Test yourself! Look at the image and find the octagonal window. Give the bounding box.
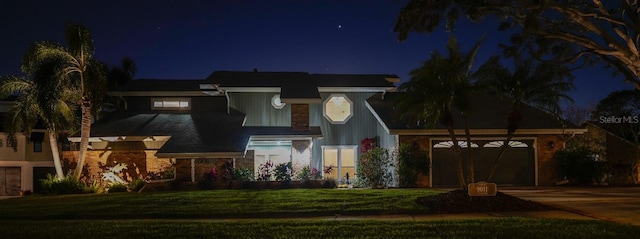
[271,94,286,109]
[323,94,353,124]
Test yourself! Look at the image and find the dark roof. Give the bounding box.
[207,71,398,88]
[90,109,248,153]
[112,79,207,92]
[586,121,639,144]
[90,109,323,155]
[367,92,581,132]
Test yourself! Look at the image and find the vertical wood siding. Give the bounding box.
[228,92,291,126]
[310,92,385,167]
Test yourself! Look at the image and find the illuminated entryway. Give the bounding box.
[322,146,357,183]
[248,139,312,180]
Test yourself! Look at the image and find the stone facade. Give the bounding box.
[291,104,309,131]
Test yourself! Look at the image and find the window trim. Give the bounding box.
[323,94,353,124]
[151,98,191,110]
[271,94,286,109]
[322,145,358,183]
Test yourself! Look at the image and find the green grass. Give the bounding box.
[1,218,638,238]
[0,188,443,220]
[2,189,639,238]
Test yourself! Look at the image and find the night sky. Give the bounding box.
[0,0,634,108]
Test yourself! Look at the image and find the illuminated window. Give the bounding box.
[151,98,191,110]
[271,94,286,109]
[323,146,357,183]
[323,94,353,124]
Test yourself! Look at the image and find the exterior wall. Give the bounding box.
[376,122,396,149]
[228,92,291,126]
[0,133,26,161]
[309,92,381,170]
[124,95,227,111]
[0,131,54,194]
[536,134,565,186]
[62,150,173,182]
[399,135,431,187]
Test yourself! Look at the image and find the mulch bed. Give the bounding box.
[415,189,556,214]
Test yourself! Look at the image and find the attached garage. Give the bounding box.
[431,139,535,187]
[0,167,21,196]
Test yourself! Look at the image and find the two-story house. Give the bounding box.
[63,70,586,187]
[0,99,56,196]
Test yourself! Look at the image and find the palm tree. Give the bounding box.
[0,72,77,180]
[474,55,574,181]
[22,23,107,179]
[396,37,483,188]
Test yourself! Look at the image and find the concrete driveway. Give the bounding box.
[502,187,640,226]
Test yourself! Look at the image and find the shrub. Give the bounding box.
[257,161,274,181]
[128,178,146,192]
[40,174,84,195]
[274,162,293,182]
[108,183,128,193]
[357,147,394,187]
[83,179,105,194]
[556,147,606,184]
[397,144,430,187]
[321,179,337,188]
[197,169,217,190]
[232,168,254,181]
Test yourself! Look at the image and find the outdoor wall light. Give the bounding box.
[548,141,555,149]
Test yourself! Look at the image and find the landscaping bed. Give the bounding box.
[415,189,555,213]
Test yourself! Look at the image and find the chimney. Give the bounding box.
[291,104,310,131]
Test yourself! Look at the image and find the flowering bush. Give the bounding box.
[356,147,394,188]
[257,161,274,181]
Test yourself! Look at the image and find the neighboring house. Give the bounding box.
[63,70,586,187]
[0,100,55,196]
[570,122,640,184]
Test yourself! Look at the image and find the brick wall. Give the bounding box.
[399,135,431,187]
[291,104,309,131]
[63,150,172,181]
[536,134,565,186]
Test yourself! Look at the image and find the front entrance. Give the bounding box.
[0,167,21,196]
[431,139,535,187]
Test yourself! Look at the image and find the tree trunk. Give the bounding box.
[463,114,474,183]
[73,98,92,179]
[48,129,64,180]
[486,133,514,182]
[487,108,521,181]
[442,108,466,189]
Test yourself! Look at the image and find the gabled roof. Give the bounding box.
[366,92,586,135]
[207,71,398,104]
[87,108,323,158]
[108,79,210,96]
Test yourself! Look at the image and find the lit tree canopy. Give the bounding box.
[394,0,640,90]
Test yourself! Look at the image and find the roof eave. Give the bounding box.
[388,128,588,135]
[155,152,245,159]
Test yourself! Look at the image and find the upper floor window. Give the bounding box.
[151,98,191,110]
[323,94,353,124]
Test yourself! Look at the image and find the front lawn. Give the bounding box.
[2,218,639,238]
[0,188,444,220]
